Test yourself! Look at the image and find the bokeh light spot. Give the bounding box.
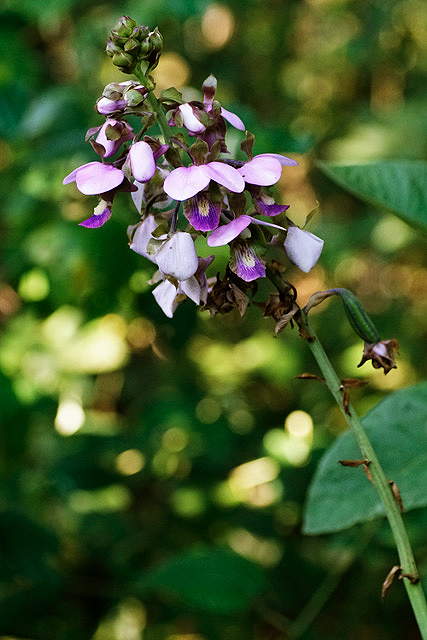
[285,410,313,439]
[201,4,235,50]
[116,449,145,475]
[55,397,85,435]
[18,268,50,301]
[154,52,190,91]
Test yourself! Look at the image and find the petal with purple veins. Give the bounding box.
[183,193,221,231]
[230,240,266,282]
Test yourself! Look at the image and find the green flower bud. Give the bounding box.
[112,51,134,72]
[124,38,140,53]
[149,28,163,52]
[111,16,137,38]
[139,38,153,55]
[106,40,122,57]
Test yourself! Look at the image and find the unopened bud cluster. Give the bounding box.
[106,16,163,74]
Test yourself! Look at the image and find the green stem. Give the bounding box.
[299,309,427,637]
[135,67,172,145]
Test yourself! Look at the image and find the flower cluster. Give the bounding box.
[63,16,324,318]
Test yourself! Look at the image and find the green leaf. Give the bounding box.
[317,160,427,232]
[137,547,266,613]
[303,382,427,535]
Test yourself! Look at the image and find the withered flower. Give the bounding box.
[202,270,257,317]
[358,339,399,374]
[258,291,300,335]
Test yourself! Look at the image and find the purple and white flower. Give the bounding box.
[202,74,245,131]
[93,119,133,158]
[155,231,199,281]
[208,214,323,273]
[129,217,199,281]
[183,191,221,231]
[229,239,265,282]
[173,103,206,134]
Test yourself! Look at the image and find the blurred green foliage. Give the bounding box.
[0,0,426,639]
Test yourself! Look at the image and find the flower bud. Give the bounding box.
[111,16,137,38]
[149,28,163,52]
[124,38,140,54]
[112,51,134,72]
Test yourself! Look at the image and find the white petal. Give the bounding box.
[129,215,158,261]
[155,232,199,281]
[131,181,146,213]
[179,276,201,305]
[129,141,156,182]
[179,103,206,133]
[284,226,324,272]
[152,280,178,318]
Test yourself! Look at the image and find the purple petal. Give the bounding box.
[79,205,112,228]
[256,153,298,167]
[231,241,266,282]
[73,162,124,195]
[221,107,245,131]
[203,162,245,193]
[163,165,210,201]
[238,156,283,186]
[207,215,253,247]
[153,143,169,160]
[256,200,289,217]
[128,141,156,183]
[183,193,221,231]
